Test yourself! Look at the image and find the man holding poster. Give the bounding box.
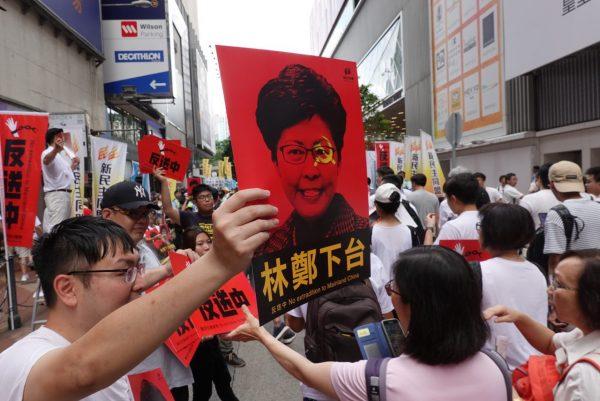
[217,47,371,324]
[41,128,79,233]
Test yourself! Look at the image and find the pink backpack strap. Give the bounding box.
[558,353,600,385]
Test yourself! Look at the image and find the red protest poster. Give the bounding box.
[138,134,191,181]
[168,251,259,336]
[0,112,46,247]
[217,46,371,324]
[439,240,492,262]
[375,142,390,169]
[128,368,175,401]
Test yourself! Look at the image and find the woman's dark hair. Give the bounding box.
[45,128,63,146]
[538,163,553,189]
[181,227,209,251]
[479,203,534,251]
[256,64,346,162]
[475,187,491,210]
[393,246,488,365]
[32,216,136,307]
[376,166,394,178]
[382,174,403,189]
[560,249,600,330]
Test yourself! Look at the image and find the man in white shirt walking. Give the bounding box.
[474,172,503,203]
[502,173,523,204]
[41,128,79,233]
[520,163,560,230]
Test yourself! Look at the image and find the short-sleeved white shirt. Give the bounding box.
[519,189,560,230]
[434,210,479,245]
[553,329,600,401]
[438,199,457,229]
[485,187,504,203]
[371,223,413,281]
[0,326,133,401]
[502,184,523,204]
[481,257,548,370]
[41,146,74,192]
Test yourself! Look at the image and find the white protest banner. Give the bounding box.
[90,136,127,215]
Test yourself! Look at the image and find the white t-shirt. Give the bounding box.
[438,199,457,229]
[519,189,560,230]
[0,326,133,401]
[131,244,193,388]
[502,184,523,204]
[434,210,480,245]
[41,146,74,192]
[480,257,548,370]
[372,223,413,281]
[286,254,393,401]
[485,187,504,203]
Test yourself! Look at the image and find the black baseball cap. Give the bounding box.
[100,181,160,210]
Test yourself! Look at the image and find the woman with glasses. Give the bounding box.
[254,64,369,256]
[226,246,508,401]
[477,203,548,370]
[170,227,240,401]
[485,250,600,400]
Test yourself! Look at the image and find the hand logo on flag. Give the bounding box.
[5,118,19,138]
[453,243,465,255]
[158,140,165,155]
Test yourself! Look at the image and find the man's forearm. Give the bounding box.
[42,147,59,165]
[63,251,232,397]
[160,180,180,224]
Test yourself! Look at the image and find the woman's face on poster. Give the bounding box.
[274,115,340,221]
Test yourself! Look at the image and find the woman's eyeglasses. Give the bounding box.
[549,275,578,292]
[68,264,145,284]
[279,144,336,165]
[385,280,401,297]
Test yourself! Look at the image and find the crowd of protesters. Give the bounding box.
[0,126,600,401]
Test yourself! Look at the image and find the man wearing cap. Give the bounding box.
[544,161,600,275]
[41,128,80,232]
[100,180,195,391]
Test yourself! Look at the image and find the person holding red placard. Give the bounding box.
[0,188,277,401]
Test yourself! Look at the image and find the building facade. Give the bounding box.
[312,0,600,193]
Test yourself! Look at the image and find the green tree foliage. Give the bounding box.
[360,84,402,149]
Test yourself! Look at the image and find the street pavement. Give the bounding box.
[211,323,306,401]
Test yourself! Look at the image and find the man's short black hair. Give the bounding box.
[506,173,516,180]
[256,64,346,162]
[586,166,600,183]
[473,172,486,181]
[382,174,403,189]
[192,184,217,200]
[376,166,395,178]
[444,173,479,205]
[45,128,63,146]
[479,203,534,251]
[498,175,506,182]
[393,246,488,365]
[538,162,553,189]
[410,173,427,187]
[32,216,136,307]
[475,187,490,210]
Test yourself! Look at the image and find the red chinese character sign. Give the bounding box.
[217,46,371,324]
[169,251,259,337]
[138,135,191,181]
[0,112,46,247]
[128,368,175,401]
[438,240,491,262]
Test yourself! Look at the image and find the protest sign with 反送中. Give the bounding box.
[138,135,191,181]
[0,112,46,247]
[217,46,371,324]
[90,136,127,215]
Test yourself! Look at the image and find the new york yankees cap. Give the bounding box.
[100,181,160,210]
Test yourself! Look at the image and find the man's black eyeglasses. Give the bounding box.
[68,265,145,284]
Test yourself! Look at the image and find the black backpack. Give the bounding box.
[401,199,425,244]
[304,281,383,363]
[526,204,577,279]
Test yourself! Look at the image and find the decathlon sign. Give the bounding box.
[101,0,171,98]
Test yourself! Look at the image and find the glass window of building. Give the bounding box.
[321,0,355,57]
[173,26,183,74]
[106,107,142,145]
[357,15,404,105]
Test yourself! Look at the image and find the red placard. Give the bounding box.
[169,251,259,337]
[0,112,46,247]
[438,240,491,262]
[128,368,175,401]
[217,45,372,324]
[138,135,191,181]
[375,142,390,169]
